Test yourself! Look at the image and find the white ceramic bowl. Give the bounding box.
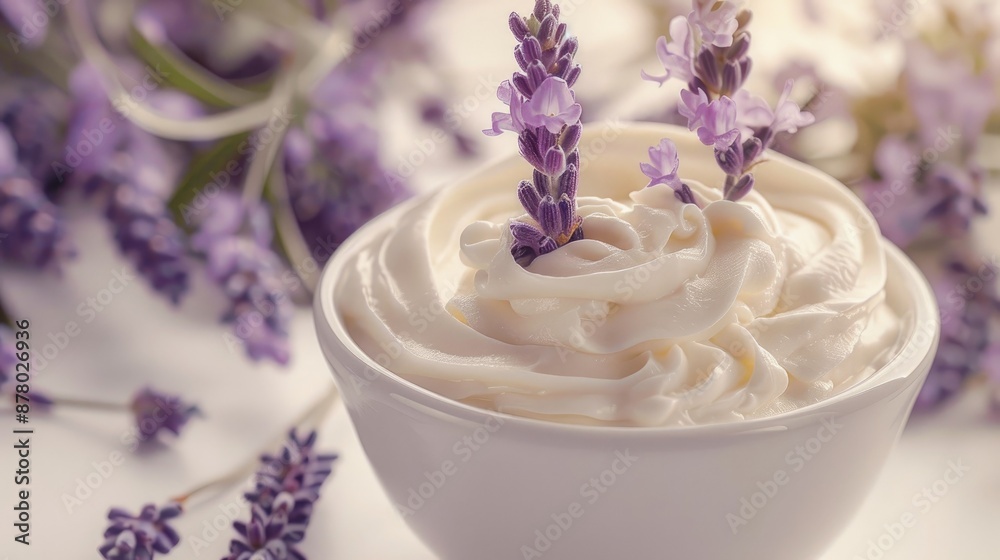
[314,124,939,560]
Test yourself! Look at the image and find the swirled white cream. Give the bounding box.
[336,138,903,427]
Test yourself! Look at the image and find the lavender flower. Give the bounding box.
[99,502,182,560]
[227,500,308,560]
[100,144,192,304]
[485,0,585,266]
[0,82,66,185]
[643,0,813,202]
[916,257,1000,410]
[0,84,71,268]
[192,194,292,364]
[859,42,994,248]
[130,387,199,442]
[64,64,195,302]
[0,171,72,268]
[283,108,410,263]
[227,430,337,559]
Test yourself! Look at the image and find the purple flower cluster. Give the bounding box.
[130,387,200,442]
[859,43,995,249]
[65,65,195,303]
[917,257,1000,410]
[99,502,182,560]
[485,0,585,266]
[192,194,293,364]
[227,430,337,559]
[643,0,813,201]
[0,84,72,268]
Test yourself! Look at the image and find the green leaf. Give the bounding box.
[169,132,250,231]
[129,25,266,108]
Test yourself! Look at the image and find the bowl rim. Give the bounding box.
[314,123,941,438]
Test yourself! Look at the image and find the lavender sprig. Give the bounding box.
[99,503,183,560]
[226,430,337,559]
[643,0,813,201]
[917,257,1000,410]
[192,193,293,364]
[131,387,200,442]
[0,168,72,268]
[485,0,585,266]
[859,42,994,248]
[65,65,196,304]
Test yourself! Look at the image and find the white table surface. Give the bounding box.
[3,1,999,558]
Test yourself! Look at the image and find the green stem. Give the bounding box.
[170,385,340,506]
[44,396,129,412]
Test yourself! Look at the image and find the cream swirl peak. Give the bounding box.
[335,127,903,427]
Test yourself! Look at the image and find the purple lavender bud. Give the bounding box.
[192,194,293,364]
[565,65,581,88]
[242,430,337,516]
[742,136,764,164]
[527,61,549,90]
[543,146,567,176]
[99,503,182,560]
[675,183,698,205]
[538,14,556,44]
[517,180,542,220]
[725,173,755,201]
[534,0,552,20]
[538,196,561,235]
[695,49,720,91]
[130,387,199,442]
[522,36,543,64]
[555,22,567,44]
[509,11,530,39]
[560,123,582,153]
[728,32,751,60]
[0,175,72,269]
[517,133,546,171]
[721,61,743,96]
[714,140,745,176]
[512,73,533,98]
[558,164,578,200]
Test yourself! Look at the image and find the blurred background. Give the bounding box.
[0,0,997,558]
